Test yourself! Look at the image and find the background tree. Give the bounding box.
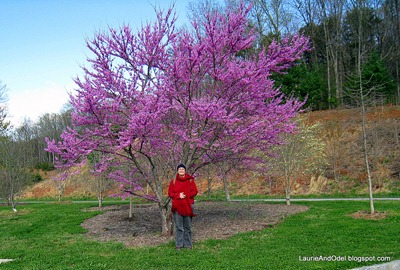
[202,164,215,198]
[220,0,400,110]
[272,62,327,110]
[0,136,34,211]
[52,167,74,202]
[381,0,400,103]
[35,111,71,165]
[46,5,310,235]
[0,81,10,134]
[217,155,243,202]
[358,51,396,103]
[187,0,223,29]
[243,0,298,43]
[320,0,346,107]
[266,118,326,205]
[87,152,115,208]
[342,0,387,214]
[13,119,36,167]
[0,81,32,211]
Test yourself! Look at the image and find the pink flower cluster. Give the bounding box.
[46,4,310,201]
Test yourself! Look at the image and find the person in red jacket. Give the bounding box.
[168,163,198,251]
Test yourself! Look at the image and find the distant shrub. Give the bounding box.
[34,162,55,171]
[31,173,43,183]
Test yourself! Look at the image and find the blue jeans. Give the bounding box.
[174,211,192,248]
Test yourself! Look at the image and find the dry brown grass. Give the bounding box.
[349,210,389,220]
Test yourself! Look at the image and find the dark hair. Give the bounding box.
[176,163,186,171]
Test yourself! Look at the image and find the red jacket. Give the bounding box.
[168,173,198,217]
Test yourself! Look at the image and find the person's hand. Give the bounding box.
[179,192,186,199]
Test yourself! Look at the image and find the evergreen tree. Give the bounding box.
[344,50,396,106]
[362,51,396,101]
[273,63,329,110]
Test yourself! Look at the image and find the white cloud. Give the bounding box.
[7,82,70,127]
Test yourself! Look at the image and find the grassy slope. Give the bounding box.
[0,201,399,270]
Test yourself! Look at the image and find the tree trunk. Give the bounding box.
[206,168,212,198]
[10,194,17,212]
[284,167,292,205]
[357,6,374,215]
[319,1,333,108]
[207,177,212,198]
[361,104,375,214]
[396,61,399,105]
[222,173,231,202]
[97,180,103,208]
[98,193,103,208]
[158,202,172,236]
[285,187,291,206]
[129,194,133,218]
[57,181,64,202]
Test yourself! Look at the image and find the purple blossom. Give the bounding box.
[46,4,310,233]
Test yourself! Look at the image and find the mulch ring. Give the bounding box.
[81,201,309,248]
[349,210,388,220]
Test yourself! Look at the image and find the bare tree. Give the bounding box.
[87,152,115,208]
[236,0,299,46]
[343,0,383,214]
[0,81,10,134]
[187,0,223,33]
[218,158,243,202]
[317,0,347,107]
[266,118,326,205]
[51,166,73,202]
[0,137,32,211]
[37,112,71,164]
[204,165,215,198]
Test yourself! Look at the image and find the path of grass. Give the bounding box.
[0,200,399,269]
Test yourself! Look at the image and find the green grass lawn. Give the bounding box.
[226,191,400,200]
[0,200,399,270]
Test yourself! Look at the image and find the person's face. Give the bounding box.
[178,167,186,176]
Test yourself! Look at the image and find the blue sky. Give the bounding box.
[0,0,191,127]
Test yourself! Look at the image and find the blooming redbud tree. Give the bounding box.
[46,4,310,235]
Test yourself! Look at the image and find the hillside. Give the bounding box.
[20,106,400,199]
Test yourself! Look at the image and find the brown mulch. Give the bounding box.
[81,201,309,248]
[349,210,388,220]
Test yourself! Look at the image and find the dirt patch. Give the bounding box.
[349,210,388,220]
[81,202,308,248]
